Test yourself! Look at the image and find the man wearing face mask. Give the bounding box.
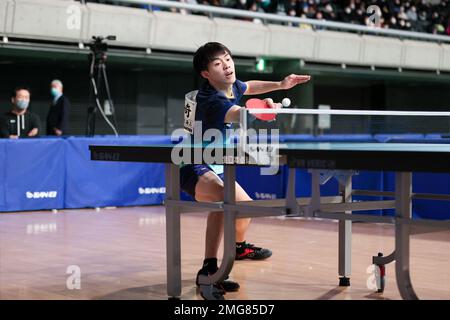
[0,86,41,139]
[46,79,71,136]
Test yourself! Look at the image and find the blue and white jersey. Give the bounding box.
[184,80,247,174]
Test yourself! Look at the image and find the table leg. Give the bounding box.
[338,175,352,286]
[222,164,237,277]
[197,165,236,297]
[395,172,418,300]
[165,163,181,298]
[309,170,321,218]
[286,168,300,216]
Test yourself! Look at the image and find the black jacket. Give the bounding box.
[0,111,42,138]
[46,95,71,135]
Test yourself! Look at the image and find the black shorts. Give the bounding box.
[180,164,224,199]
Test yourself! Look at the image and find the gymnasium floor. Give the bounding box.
[0,206,449,300]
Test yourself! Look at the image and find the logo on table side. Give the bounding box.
[138,187,166,195]
[171,121,281,175]
[255,192,277,200]
[294,159,336,169]
[92,152,120,161]
[26,191,58,199]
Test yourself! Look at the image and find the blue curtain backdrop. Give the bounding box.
[2,139,65,211]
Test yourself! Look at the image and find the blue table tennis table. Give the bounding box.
[89,141,450,300]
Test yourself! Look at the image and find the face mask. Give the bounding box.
[16,99,29,110]
[51,88,61,97]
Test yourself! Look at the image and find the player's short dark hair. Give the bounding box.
[11,86,31,98]
[193,42,232,76]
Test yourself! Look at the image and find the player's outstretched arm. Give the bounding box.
[279,74,311,90]
[244,74,311,95]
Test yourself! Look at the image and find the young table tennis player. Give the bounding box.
[182,42,310,298]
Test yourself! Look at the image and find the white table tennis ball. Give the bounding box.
[282,98,291,107]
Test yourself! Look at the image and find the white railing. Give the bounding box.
[117,0,450,43]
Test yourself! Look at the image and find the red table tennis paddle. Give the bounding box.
[245,98,277,122]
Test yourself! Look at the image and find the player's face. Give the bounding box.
[205,52,236,85]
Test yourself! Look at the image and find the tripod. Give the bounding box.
[86,40,119,137]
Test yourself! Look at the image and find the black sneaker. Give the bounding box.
[235,242,272,260]
[196,267,240,292]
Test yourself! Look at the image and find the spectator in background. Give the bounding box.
[341,5,354,23]
[389,15,398,29]
[47,80,71,136]
[287,8,299,26]
[259,0,279,14]
[232,0,248,10]
[299,13,313,29]
[284,0,297,18]
[0,86,41,139]
[407,5,417,22]
[314,10,326,29]
[246,0,264,23]
[322,2,336,20]
[305,0,317,19]
[398,5,408,21]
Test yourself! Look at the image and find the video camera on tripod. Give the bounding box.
[89,35,116,64]
[86,35,119,137]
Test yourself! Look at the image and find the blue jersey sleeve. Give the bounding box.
[197,94,234,128]
[195,80,248,132]
[234,80,247,100]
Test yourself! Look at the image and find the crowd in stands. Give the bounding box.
[83,0,450,35]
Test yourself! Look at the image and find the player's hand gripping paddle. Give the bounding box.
[245,98,291,122]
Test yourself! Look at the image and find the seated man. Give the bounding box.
[1,86,41,139]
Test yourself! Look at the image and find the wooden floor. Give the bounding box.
[0,206,449,300]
